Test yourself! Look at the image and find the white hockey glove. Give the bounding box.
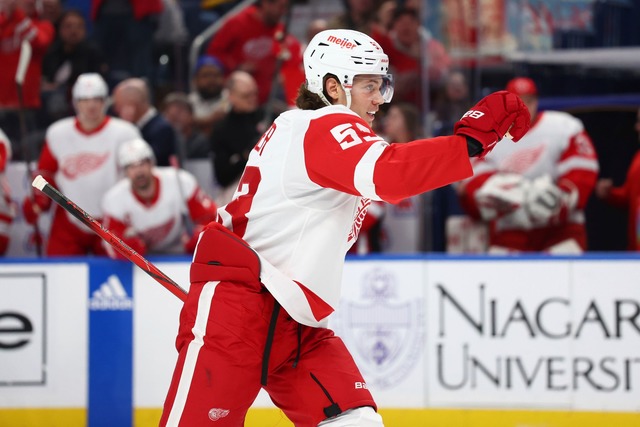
[474,173,527,221]
[524,175,578,226]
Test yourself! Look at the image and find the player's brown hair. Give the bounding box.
[295,74,340,110]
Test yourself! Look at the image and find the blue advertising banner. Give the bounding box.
[89,259,134,427]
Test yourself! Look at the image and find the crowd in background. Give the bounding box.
[0,0,638,257]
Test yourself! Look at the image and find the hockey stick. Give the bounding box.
[32,175,188,302]
[16,39,43,256]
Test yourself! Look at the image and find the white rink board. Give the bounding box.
[131,258,640,412]
[0,263,88,407]
[424,259,640,412]
[331,260,426,407]
[133,262,190,408]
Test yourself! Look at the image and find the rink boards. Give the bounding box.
[1,255,639,426]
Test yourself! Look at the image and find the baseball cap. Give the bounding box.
[72,73,108,100]
[194,55,225,75]
[505,77,538,97]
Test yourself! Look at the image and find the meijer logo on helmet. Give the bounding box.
[327,35,356,49]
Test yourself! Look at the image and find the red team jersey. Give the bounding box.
[102,167,217,256]
[459,110,599,251]
[214,105,473,327]
[0,8,54,108]
[604,152,640,250]
[205,5,305,106]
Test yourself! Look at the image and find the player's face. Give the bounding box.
[125,160,153,191]
[348,75,386,126]
[74,98,106,127]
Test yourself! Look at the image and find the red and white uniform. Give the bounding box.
[36,116,140,255]
[0,128,13,254]
[102,167,217,257]
[161,104,473,426]
[205,5,305,106]
[218,105,472,326]
[0,7,54,108]
[459,110,599,252]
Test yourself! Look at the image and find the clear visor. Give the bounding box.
[380,74,394,103]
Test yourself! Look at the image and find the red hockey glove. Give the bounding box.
[22,191,51,225]
[454,90,530,156]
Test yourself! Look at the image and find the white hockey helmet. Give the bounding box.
[118,138,155,168]
[303,29,393,106]
[72,73,108,100]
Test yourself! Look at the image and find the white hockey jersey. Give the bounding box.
[463,110,599,230]
[213,105,473,327]
[39,116,140,227]
[102,167,213,255]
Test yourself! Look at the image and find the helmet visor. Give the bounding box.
[380,74,394,103]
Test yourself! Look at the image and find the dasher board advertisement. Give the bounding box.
[425,259,640,412]
[0,263,88,408]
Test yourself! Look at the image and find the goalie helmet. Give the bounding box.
[72,73,108,100]
[118,138,156,168]
[303,29,394,106]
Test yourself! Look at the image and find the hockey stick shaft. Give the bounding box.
[32,175,188,302]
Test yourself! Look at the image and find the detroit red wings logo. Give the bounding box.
[140,217,176,248]
[208,408,230,421]
[348,198,371,242]
[501,145,544,174]
[61,152,110,179]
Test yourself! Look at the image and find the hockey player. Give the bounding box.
[456,77,600,253]
[102,138,217,257]
[0,127,13,255]
[160,29,530,427]
[22,73,140,256]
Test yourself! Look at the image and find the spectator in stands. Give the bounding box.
[41,9,108,124]
[376,0,395,32]
[112,77,179,167]
[595,108,640,251]
[328,0,386,37]
[41,0,63,30]
[210,71,264,206]
[22,73,140,256]
[432,70,473,136]
[161,91,210,160]
[305,18,328,45]
[0,127,13,255]
[382,102,421,144]
[456,77,600,253]
[382,6,451,109]
[0,0,55,160]
[205,0,305,107]
[102,138,217,258]
[90,0,163,82]
[188,54,227,137]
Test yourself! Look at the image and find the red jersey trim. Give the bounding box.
[295,281,334,321]
[74,116,111,136]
